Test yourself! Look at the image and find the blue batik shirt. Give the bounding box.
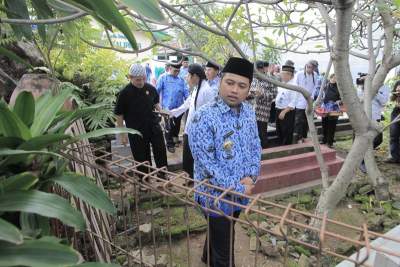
[179,66,189,80]
[156,74,189,110]
[188,96,261,217]
[208,77,220,95]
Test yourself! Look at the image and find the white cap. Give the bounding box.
[129,63,146,77]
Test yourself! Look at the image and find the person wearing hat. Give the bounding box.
[263,61,269,74]
[115,63,168,180]
[164,63,217,179]
[293,60,320,143]
[248,60,278,148]
[188,57,261,267]
[205,61,220,93]
[156,60,189,153]
[179,56,190,80]
[275,65,298,145]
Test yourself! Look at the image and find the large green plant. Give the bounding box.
[0,89,139,266]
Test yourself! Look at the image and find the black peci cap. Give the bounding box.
[222,57,254,83]
[206,61,220,70]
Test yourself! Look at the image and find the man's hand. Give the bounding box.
[120,133,128,146]
[278,110,287,120]
[244,184,254,195]
[240,176,254,186]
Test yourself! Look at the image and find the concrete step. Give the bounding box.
[253,157,343,193]
[260,149,337,174]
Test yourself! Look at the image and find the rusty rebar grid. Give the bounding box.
[63,145,400,267]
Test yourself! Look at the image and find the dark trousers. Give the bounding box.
[257,121,268,149]
[322,116,338,146]
[293,109,308,143]
[269,101,276,123]
[276,108,295,145]
[202,211,240,267]
[390,107,400,161]
[182,134,194,178]
[128,125,167,179]
[165,115,183,148]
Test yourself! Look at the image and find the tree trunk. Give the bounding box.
[364,149,390,201]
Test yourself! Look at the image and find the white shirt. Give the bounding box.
[169,80,217,134]
[294,72,319,109]
[357,84,390,121]
[275,78,297,109]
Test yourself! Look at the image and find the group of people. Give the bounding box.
[114,55,399,266]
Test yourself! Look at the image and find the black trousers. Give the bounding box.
[128,124,167,179]
[276,108,295,145]
[322,116,338,146]
[257,121,268,149]
[182,134,194,178]
[269,101,276,123]
[373,121,383,149]
[202,211,240,267]
[390,107,400,161]
[165,115,183,148]
[293,108,308,143]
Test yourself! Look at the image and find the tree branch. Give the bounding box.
[0,11,86,25]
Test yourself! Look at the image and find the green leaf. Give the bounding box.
[18,134,71,150]
[4,0,33,40]
[0,149,61,158]
[121,0,165,22]
[13,91,35,127]
[0,46,33,69]
[0,101,31,140]
[47,0,77,13]
[35,91,52,117]
[69,263,120,267]
[0,218,23,244]
[0,172,38,192]
[0,239,81,267]
[0,190,86,231]
[52,173,116,215]
[0,149,61,169]
[49,104,106,134]
[31,0,54,44]
[71,127,141,143]
[0,137,23,149]
[20,213,50,238]
[72,0,138,50]
[63,0,113,30]
[31,88,74,136]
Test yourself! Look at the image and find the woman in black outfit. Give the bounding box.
[386,80,400,163]
[321,74,341,147]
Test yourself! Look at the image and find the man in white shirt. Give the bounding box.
[167,64,217,178]
[275,65,297,145]
[293,60,319,143]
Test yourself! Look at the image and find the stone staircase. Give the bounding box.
[253,142,344,194]
[266,116,352,147]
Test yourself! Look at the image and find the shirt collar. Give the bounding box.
[216,96,244,115]
[209,77,220,85]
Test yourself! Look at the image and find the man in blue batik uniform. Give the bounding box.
[156,60,189,153]
[188,57,261,267]
[205,61,220,94]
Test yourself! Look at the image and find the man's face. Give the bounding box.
[129,75,145,88]
[169,67,180,76]
[263,66,268,74]
[205,67,218,81]
[219,73,250,107]
[280,71,293,83]
[182,61,189,68]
